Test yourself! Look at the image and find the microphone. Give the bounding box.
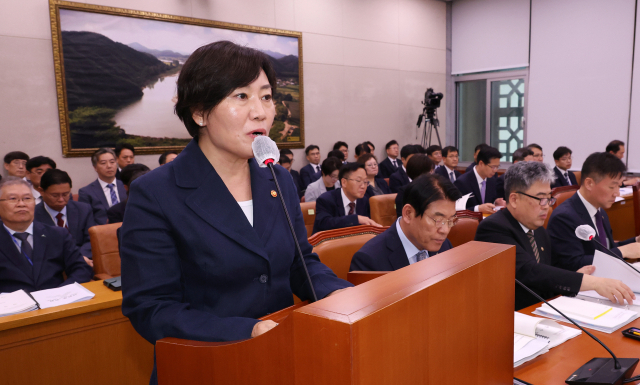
[515,279,638,384]
[575,225,640,276]
[252,136,318,302]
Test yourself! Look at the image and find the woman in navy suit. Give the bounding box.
[358,153,391,198]
[120,41,351,384]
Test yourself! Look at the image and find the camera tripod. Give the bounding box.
[417,109,441,148]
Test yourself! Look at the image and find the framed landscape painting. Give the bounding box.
[49,0,305,157]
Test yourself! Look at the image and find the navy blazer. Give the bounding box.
[290,169,303,197]
[300,163,321,190]
[0,221,93,293]
[312,188,370,234]
[350,222,452,271]
[378,157,402,179]
[465,162,476,173]
[454,168,497,209]
[547,193,635,271]
[120,141,350,361]
[496,175,506,199]
[389,167,410,193]
[78,178,127,225]
[365,177,391,198]
[107,200,127,224]
[551,167,578,189]
[434,166,461,182]
[475,208,582,310]
[34,200,96,258]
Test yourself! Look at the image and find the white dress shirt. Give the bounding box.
[389,157,398,168]
[555,166,573,185]
[310,163,320,174]
[444,165,457,182]
[472,166,486,212]
[44,202,68,227]
[237,200,254,227]
[396,218,427,264]
[98,178,121,207]
[576,190,609,248]
[402,165,412,183]
[341,188,356,216]
[4,222,34,252]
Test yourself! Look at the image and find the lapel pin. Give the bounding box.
[41,234,46,238]
[271,190,278,198]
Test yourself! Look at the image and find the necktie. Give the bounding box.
[392,160,397,168]
[594,211,607,246]
[415,250,427,263]
[107,183,119,206]
[526,230,540,263]
[564,172,571,185]
[13,232,33,266]
[449,172,455,183]
[480,180,486,203]
[55,212,65,228]
[348,202,355,215]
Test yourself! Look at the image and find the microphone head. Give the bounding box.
[252,136,280,168]
[575,225,596,241]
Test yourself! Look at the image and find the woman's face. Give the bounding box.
[364,159,378,177]
[196,70,275,160]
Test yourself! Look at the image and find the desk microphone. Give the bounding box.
[252,136,318,302]
[575,225,640,276]
[515,279,638,384]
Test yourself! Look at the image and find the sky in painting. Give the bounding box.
[59,9,298,57]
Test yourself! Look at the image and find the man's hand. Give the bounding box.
[478,203,496,214]
[358,216,382,227]
[576,265,595,275]
[619,242,640,260]
[83,256,94,267]
[327,287,351,297]
[581,275,636,305]
[494,198,506,207]
[251,320,278,338]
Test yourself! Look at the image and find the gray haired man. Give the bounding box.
[474,161,635,310]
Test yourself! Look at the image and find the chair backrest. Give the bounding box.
[300,202,316,238]
[309,225,388,280]
[551,185,579,208]
[384,178,389,185]
[633,183,640,236]
[574,171,582,185]
[89,223,123,279]
[369,193,398,227]
[543,206,554,229]
[496,169,507,177]
[300,195,305,203]
[72,193,79,201]
[447,210,483,248]
[455,166,467,174]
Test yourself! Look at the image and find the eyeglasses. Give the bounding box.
[46,192,71,200]
[488,165,500,171]
[347,179,370,186]
[516,191,556,206]
[9,160,27,167]
[0,196,34,205]
[425,215,459,229]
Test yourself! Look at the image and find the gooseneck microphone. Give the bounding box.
[252,136,318,302]
[575,225,640,276]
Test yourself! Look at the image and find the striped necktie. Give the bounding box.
[527,230,540,263]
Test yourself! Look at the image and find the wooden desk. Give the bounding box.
[514,302,640,383]
[606,193,635,240]
[0,281,153,385]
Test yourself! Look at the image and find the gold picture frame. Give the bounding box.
[49,0,305,157]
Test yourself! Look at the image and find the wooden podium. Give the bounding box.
[156,241,516,384]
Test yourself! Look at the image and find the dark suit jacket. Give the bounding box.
[395,186,406,218]
[547,193,635,271]
[312,188,370,234]
[378,157,402,179]
[34,200,96,258]
[465,162,476,173]
[0,221,93,293]
[120,140,350,383]
[365,177,391,198]
[474,208,582,310]
[350,222,453,271]
[78,178,127,225]
[290,169,303,197]
[434,165,461,182]
[107,200,127,224]
[389,167,410,193]
[496,175,506,199]
[551,167,578,189]
[115,168,122,180]
[300,163,321,190]
[454,168,497,209]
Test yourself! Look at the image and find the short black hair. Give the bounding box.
[338,162,365,182]
[400,144,423,160]
[425,145,442,156]
[327,150,345,161]
[115,143,135,157]
[159,151,178,165]
[278,155,291,165]
[121,164,151,187]
[26,156,56,171]
[553,146,572,161]
[385,140,398,150]
[333,141,348,150]
[402,174,462,217]
[91,148,116,167]
[355,143,372,156]
[474,143,488,153]
[606,140,625,154]
[40,169,72,191]
[321,157,342,176]
[363,141,375,150]
[581,152,627,183]
[305,145,319,155]
[527,143,543,151]
[129,171,149,188]
[175,41,277,141]
[280,148,293,157]
[512,147,533,162]
[406,154,434,180]
[4,151,29,164]
[442,146,458,157]
[477,146,502,165]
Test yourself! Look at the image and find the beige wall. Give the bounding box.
[0,0,446,190]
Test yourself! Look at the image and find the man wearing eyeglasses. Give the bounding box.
[312,163,381,234]
[350,174,461,272]
[475,161,634,310]
[0,177,93,293]
[3,151,29,179]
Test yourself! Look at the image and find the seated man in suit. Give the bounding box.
[547,152,640,271]
[35,169,96,266]
[107,164,150,224]
[78,148,127,225]
[465,144,488,173]
[333,141,349,164]
[395,154,434,217]
[115,143,135,180]
[280,148,303,197]
[304,157,342,202]
[435,146,460,183]
[3,151,29,179]
[378,140,402,178]
[300,145,322,190]
[496,147,533,199]
[454,146,505,214]
[550,146,578,188]
[353,143,372,163]
[25,156,56,205]
[389,144,423,193]
[475,161,635,310]
[0,177,93,293]
[312,163,381,234]
[425,145,442,168]
[278,155,302,198]
[527,143,544,162]
[351,174,460,272]
[159,151,178,165]
[606,140,639,186]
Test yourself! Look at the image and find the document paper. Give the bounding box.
[30,282,95,309]
[592,250,640,293]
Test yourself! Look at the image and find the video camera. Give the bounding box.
[422,88,443,114]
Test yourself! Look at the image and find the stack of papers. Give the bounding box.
[514,312,581,367]
[455,193,473,211]
[0,290,38,317]
[30,282,95,309]
[577,290,640,313]
[533,297,638,333]
[592,250,640,292]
